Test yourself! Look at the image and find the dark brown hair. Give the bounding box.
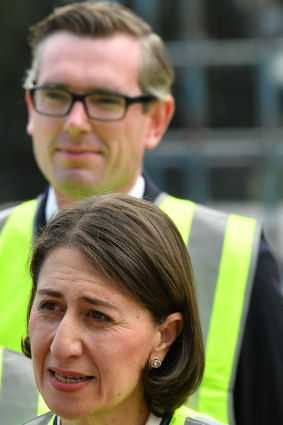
[24,1,174,99]
[22,194,204,417]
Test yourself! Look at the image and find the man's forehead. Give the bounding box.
[39,30,141,61]
[36,31,142,91]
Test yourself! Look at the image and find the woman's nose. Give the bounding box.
[50,313,83,360]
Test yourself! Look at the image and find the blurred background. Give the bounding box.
[2,0,283,271]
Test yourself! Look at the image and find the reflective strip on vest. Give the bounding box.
[171,405,227,425]
[0,200,38,352]
[0,346,48,425]
[22,412,54,425]
[0,346,3,392]
[157,194,261,425]
[0,205,16,232]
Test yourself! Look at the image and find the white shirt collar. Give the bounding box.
[146,412,163,425]
[127,175,145,199]
[45,176,145,222]
[45,186,59,223]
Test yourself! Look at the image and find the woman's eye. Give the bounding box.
[89,310,110,322]
[40,301,60,312]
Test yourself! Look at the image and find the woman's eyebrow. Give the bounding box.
[37,289,117,309]
[37,289,64,298]
[80,295,117,309]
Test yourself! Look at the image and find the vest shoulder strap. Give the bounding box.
[0,195,44,240]
[154,192,195,243]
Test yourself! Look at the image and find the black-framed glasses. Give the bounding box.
[29,86,157,122]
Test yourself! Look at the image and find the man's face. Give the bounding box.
[26,32,171,205]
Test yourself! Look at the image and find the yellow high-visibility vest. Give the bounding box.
[0,199,38,351]
[156,194,261,425]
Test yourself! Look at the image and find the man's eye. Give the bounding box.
[90,95,122,108]
[44,90,68,101]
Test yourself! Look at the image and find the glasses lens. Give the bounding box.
[86,93,126,120]
[33,88,72,116]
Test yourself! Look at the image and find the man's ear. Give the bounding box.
[152,312,183,362]
[144,94,175,150]
[25,90,35,136]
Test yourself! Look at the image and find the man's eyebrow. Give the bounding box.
[39,82,68,89]
[40,82,120,94]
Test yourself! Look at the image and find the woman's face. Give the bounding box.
[28,245,163,423]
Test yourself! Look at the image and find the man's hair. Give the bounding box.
[24,1,174,99]
[22,194,204,417]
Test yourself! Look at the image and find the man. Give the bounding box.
[0,3,282,425]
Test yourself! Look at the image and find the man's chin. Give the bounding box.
[53,181,114,206]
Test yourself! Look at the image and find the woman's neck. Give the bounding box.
[59,400,152,425]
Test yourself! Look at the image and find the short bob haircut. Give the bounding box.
[24,1,174,99]
[22,194,204,418]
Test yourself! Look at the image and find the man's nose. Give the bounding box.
[63,100,92,135]
[50,314,83,360]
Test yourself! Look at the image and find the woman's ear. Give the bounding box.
[152,312,183,362]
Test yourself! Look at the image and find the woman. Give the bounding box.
[22,194,226,425]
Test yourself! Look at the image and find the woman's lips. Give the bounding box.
[53,371,90,383]
[49,368,94,392]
